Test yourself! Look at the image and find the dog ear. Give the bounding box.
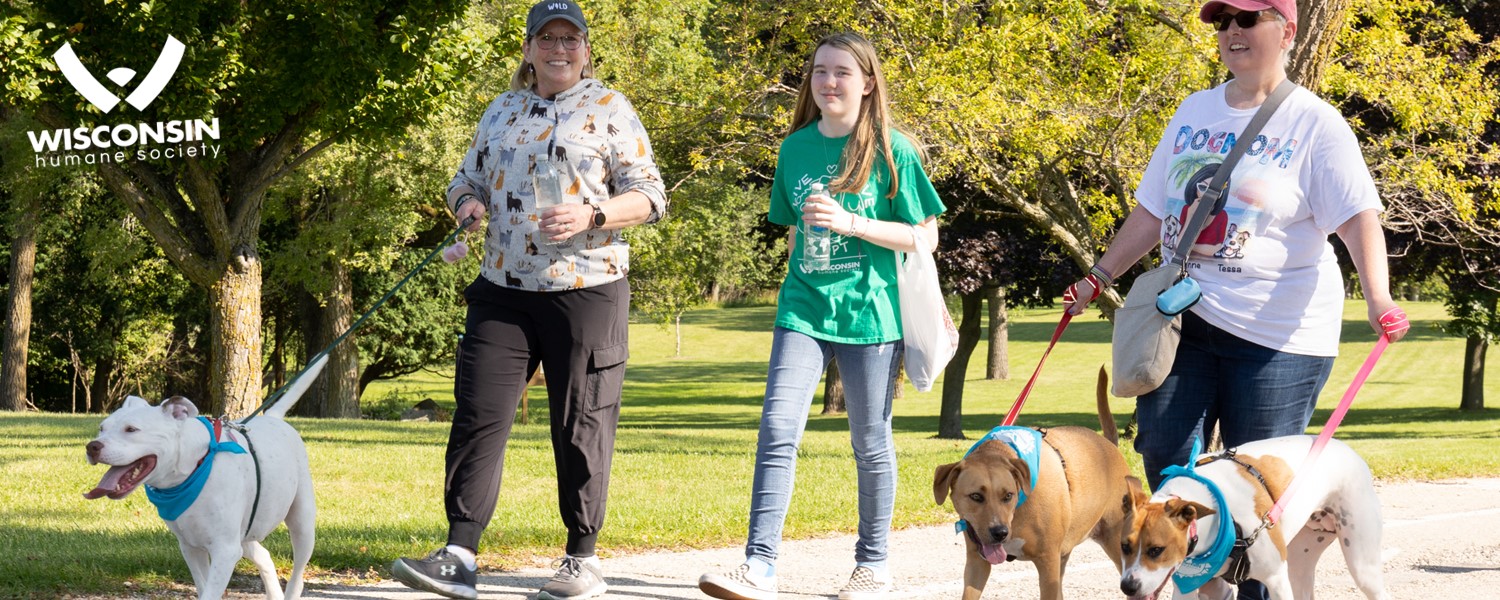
[161,396,199,420]
[1123,476,1149,516]
[933,461,962,505]
[1008,456,1033,497]
[121,396,150,410]
[1166,498,1215,524]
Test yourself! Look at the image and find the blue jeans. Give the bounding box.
[745,327,901,565]
[1134,312,1334,600]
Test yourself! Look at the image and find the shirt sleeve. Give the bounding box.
[1134,113,1179,221]
[891,135,945,224]
[1306,105,1381,233]
[603,93,669,222]
[446,99,499,214]
[768,146,795,227]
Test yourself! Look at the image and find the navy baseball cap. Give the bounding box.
[527,1,588,37]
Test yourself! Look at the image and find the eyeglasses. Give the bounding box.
[1210,10,1272,32]
[534,34,584,50]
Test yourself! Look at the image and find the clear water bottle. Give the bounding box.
[533,156,567,244]
[803,183,831,271]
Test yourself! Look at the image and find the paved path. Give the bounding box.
[289,478,1500,600]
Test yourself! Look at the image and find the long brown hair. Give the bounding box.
[787,32,924,199]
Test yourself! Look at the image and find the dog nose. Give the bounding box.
[988,524,1009,543]
[1121,576,1140,596]
[86,441,102,462]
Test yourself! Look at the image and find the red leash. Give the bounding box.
[1266,308,1407,524]
[1002,311,1072,426]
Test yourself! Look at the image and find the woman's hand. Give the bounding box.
[456,196,487,232]
[1063,274,1103,316]
[540,203,595,242]
[802,193,856,235]
[1370,302,1410,343]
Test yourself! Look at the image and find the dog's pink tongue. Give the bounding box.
[84,465,132,499]
[980,543,1007,564]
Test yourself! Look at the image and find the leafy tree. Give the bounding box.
[1,0,490,415]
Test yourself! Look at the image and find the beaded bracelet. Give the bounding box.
[1089,264,1115,288]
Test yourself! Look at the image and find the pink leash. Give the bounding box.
[1266,307,1408,524]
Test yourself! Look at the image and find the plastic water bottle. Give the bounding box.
[533,156,567,244]
[803,183,831,271]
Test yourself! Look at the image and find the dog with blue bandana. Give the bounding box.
[933,367,1140,600]
[84,358,324,600]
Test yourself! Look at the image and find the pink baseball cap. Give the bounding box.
[1199,0,1298,25]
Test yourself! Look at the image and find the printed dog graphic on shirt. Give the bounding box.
[1162,214,1183,253]
[1213,224,1251,259]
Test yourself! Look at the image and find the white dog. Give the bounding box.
[1119,435,1388,600]
[84,359,324,600]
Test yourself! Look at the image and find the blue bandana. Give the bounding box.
[954,426,1042,534]
[144,417,246,521]
[1160,437,1235,595]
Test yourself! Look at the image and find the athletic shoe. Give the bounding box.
[390,548,478,600]
[837,566,892,600]
[537,555,607,599]
[699,563,778,600]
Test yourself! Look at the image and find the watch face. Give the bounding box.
[592,206,606,227]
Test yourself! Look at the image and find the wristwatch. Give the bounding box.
[589,203,607,229]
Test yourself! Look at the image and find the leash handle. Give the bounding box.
[1266,333,1391,524]
[1002,311,1072,426]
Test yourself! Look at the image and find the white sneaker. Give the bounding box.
[699,563,778,600]
[837,566,892,600]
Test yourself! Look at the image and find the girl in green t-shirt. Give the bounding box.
[698,31,945,600]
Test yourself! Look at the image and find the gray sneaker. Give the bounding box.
[390,548,478,600]
[837,566,891,600]
[536,556,607,600]
[698,563,777,600]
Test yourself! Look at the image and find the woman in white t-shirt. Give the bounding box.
[1064,3,1408,591]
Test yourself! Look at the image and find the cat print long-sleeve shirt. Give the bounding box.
[446,79,667,292]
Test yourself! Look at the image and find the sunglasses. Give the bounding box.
[1210,10,1272,32]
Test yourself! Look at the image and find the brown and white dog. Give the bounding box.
[934,367,1139,600]
[1119,435,1389,600]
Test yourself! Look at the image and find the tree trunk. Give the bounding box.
[1460,336,1487,411]
[90,354,115,413]
[1,199,39,412]
[938,291,984,439]
[209,248,263,418]
[322,258,360,418]
[986,285,1009,380]
[675,312,683,357]
[821,357,845,415]
[1290,0,1353,91]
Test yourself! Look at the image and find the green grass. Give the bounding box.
[4,300,1497,596]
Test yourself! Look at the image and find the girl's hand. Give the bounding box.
[802,192,856,235]
[1373,304,1410,343]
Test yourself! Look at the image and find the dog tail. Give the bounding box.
[1097,365,1118,445]
[263,354,328,420]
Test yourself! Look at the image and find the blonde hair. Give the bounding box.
[509,36,597,93]
[787,32,924,200]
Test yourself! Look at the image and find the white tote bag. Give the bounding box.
[897,226,959,392]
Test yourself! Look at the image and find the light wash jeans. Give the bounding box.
[745,327,902,566]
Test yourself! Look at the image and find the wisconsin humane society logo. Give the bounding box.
[27,34,222,168]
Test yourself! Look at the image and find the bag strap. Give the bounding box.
[1170,79,1298,268]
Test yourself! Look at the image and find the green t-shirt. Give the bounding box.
[769,122,946,343]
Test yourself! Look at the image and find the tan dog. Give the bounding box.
[933,367,1139,600]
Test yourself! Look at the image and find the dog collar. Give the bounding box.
[1160,436,1236,595]
[954,426,1042,534]
[144,417,247,521]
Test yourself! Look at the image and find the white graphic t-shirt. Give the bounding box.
[1135,83,1381,356]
